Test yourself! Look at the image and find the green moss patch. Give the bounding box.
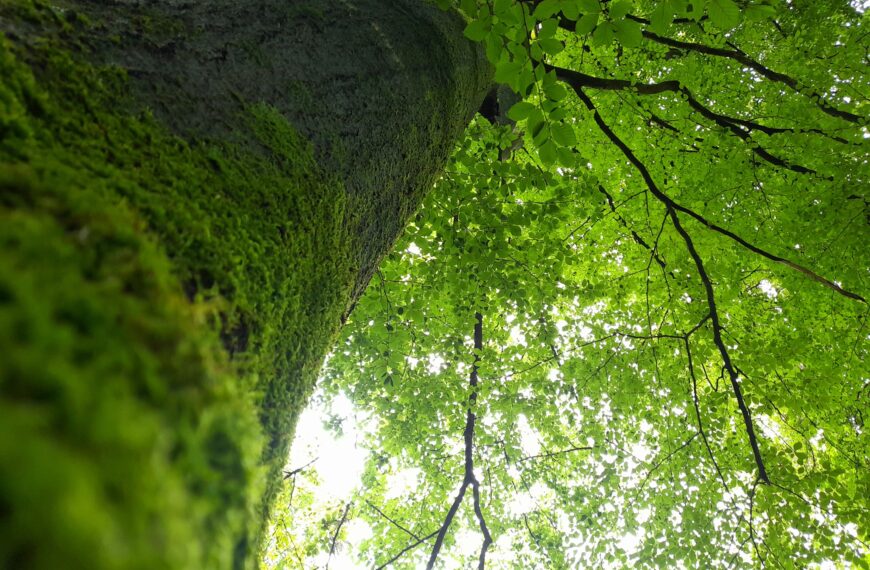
[0,10,353,569]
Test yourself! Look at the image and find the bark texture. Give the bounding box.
[0,0,490,568]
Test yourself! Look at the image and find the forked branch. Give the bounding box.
[640,29,863,124]
[427,312,492,569]
[559,74,866,304]
[548,64,814,174]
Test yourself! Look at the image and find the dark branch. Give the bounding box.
[283,456,318,479]
[642,29,862,124]
[548,64,815,174]
[557,72,865,303]
[553,13,863,123]
[470,478,493,570]
[572,87,770,483]
[427,312,492,569]
[426,480,470,569]
[668,209,770,484]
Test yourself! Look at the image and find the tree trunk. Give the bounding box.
[0,1,490,568]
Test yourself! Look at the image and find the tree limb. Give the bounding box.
[559,77,865,303]
[571,87,770,482]
[553,13,863,124]
[548,64,815,174]
[642,29,862,124]
[427,312,492,569]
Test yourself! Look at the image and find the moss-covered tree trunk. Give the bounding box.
[0,0,490,567]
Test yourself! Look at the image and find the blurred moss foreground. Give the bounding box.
[0,1,489,568]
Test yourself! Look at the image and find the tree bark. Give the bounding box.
[0,1,490,568]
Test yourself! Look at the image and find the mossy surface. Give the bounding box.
[0,0,490,567]
[0,8,354,567]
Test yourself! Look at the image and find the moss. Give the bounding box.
[0,11,354,570]
[0,0,491,566]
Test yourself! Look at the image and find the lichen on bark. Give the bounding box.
[0,0,490,568]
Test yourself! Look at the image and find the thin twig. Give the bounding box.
[325,501,353,570]
[366,500,420,541]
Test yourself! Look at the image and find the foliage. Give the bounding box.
[268,0,868,567]
[0,4,355,567]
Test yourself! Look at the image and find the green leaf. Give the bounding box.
[557,146,577,166]
[494,0,513,15]
[485,33,502,64]
[613,18,643,47]
[684,0,703,20]
[592,22,614,45]
[707,0,741,30]
[562,0,581,20]
[649,2,672,34]
[494,60,523,85]
[538,139,558,165]
[538,38,564,56]
[539,18,559,38]
[609,0,632,20]
[544,82,568,101]
[527,108,547,140]
[463,18,490,41]
[534,0,562,18]
[578,0,601,13]
[575,12,599,35]
[551,122,577,146]
[745,3,776,21]
[532,122,549,146]
[507,101,536,121]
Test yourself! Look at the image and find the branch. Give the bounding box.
[283,456,318,479]
[559,75,865,303]
[636,432,698,494]
[517,444,594,463]
[366,500,420,541]
[663,202,866,303]
[426,480,470,569]
[375,530,440,570]
[668,208,770,484]
[427,312,492,569]
[553,13,863,124]
[572,87,770,482]
[470,477,493,570]
[685,335,729,489]
[748,478,768,567]
[548,64,815,174]
[643,29,862,124]
[325,501,353,570]
[597,184,668,269]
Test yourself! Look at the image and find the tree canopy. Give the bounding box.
[266,0,868,568]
